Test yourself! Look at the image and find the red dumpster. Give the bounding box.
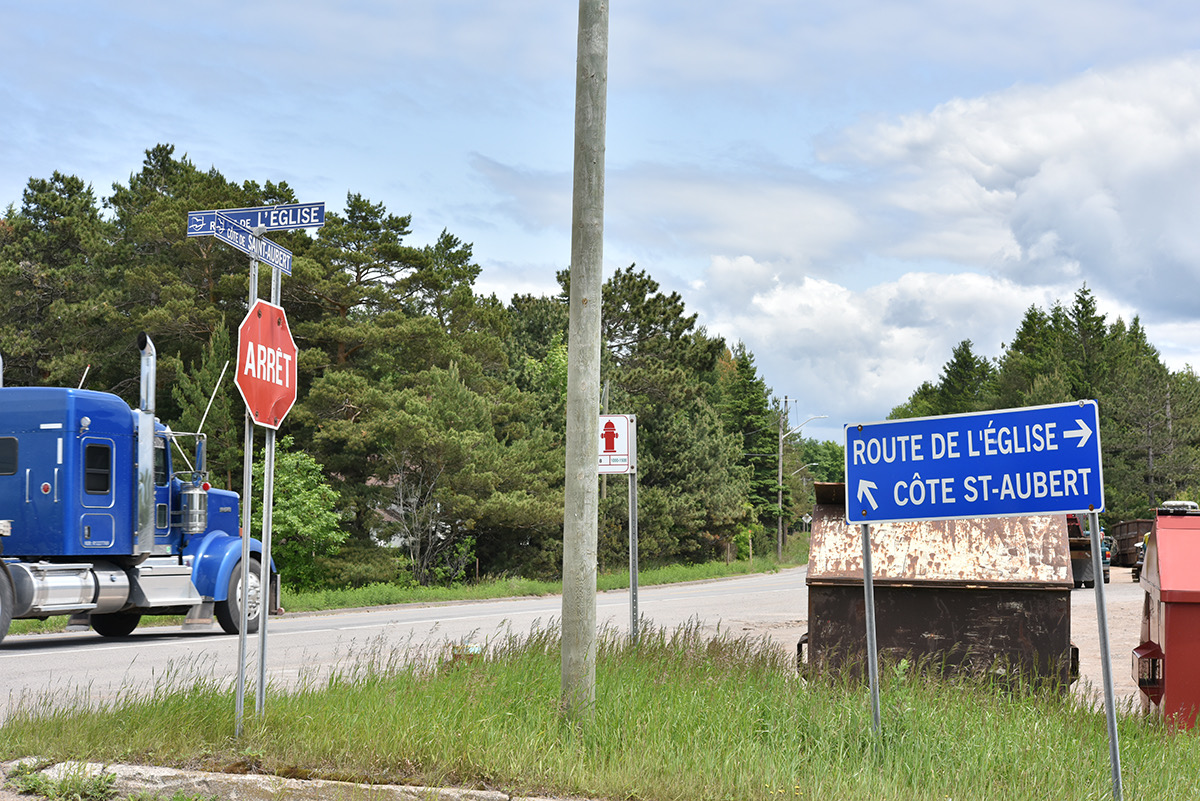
[1132,504,1200,729]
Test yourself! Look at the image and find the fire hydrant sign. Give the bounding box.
[235,299,298,429]
[845,400,1104,524]
[599,414,636,474]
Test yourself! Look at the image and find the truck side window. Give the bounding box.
[84,443,112,494]
[0,437,16,475]
[154,438,169,485]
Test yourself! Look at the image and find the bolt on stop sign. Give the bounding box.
[235,299,298,429]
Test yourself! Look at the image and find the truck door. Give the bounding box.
[0,436,22,546]
[153,435,172,552]
[4,428,67,555]
[80,437,116,549]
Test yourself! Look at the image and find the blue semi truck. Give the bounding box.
[0,334,277,645]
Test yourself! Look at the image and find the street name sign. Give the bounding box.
[213,213,293,275]
[187,202,325,236]
[599,414,636,475]
[235,299,298,429]
[844,400,1104,524]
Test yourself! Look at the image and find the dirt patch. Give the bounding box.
[1071,565,1144,706]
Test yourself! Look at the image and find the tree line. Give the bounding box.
[0,145,840,590]
[890,286,1200,526]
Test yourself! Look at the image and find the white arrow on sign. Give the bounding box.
[1064,419,1093,448]
[857,479,879,511]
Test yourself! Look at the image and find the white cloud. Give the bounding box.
[8,3,1200,445]
[826,55,1200,316]
[1147,320,1200,373]
[690,269,1068,437]
[611,0,1200,109]
[608,165,862,267]
[469,49,1200,437]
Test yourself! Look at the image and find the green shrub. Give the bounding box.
[311,541,414,589]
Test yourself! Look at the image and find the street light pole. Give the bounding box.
[777,397,787,560]
[778,410,828,560]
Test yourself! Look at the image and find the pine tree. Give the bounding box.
[720,344,781,531]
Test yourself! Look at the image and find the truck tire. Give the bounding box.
[216,556,262,635]
[91,612,141,637]
[0,566,13,646]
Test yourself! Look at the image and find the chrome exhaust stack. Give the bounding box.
[135,333,157,555]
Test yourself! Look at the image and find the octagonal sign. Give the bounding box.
[235,299,298,429]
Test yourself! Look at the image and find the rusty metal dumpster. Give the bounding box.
[802,482,1075,686]
[1133,504,1200,729]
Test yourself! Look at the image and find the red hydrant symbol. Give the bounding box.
[601,420,619,453]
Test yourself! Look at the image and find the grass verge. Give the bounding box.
[2,620,1196,801]
[280,553,795,614]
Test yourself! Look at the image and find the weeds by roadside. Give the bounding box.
[4,760,221,801]
[2,618,1197,801]
[6,761,116,800]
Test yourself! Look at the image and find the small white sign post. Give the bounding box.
[599,414,639,641]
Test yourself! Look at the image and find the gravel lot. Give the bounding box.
[1071,565,1145,706]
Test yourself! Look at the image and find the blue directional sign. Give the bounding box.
[212,213,293,275]
[844,400,1104,524]
[187,202,325,237]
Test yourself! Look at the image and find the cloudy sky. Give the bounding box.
[5,2,1200,443]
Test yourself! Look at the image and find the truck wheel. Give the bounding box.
[91,612,141,637]
[0,567,13,645]
[216,556,262,635]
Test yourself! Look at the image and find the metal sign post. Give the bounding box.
[256,421,276,713]
[860,523,881,734]
[233,252,297,715]
[255,263,285,713]
[599,414,638,641]
[1089,510,1124,800]
[843,401,1120,800]
[629,461,639,643]
[187,203,323,735]
[234,258,258,736]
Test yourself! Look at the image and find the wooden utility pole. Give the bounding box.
[561,0,608,718]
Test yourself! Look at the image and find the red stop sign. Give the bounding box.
[235,299,298,429]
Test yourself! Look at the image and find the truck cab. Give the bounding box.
[0,336,276,644]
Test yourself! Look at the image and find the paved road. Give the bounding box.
[0,568,808,721]
[1,564,1145,722]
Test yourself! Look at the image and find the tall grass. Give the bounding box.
[3,621,1197,801]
